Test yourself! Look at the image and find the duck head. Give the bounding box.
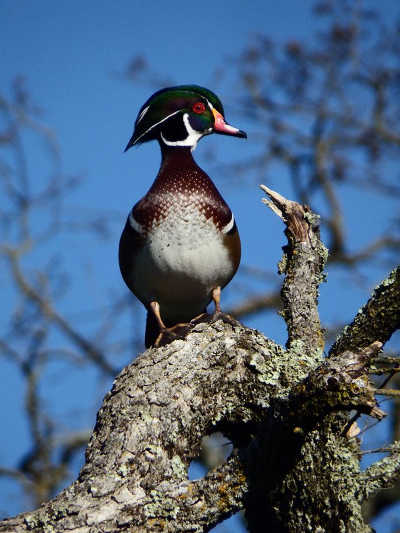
[124,85,246,152]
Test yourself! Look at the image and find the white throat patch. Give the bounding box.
[160,113,205,151]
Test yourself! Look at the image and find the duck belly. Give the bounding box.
[133,210,234,322]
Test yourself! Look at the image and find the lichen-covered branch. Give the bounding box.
[0,188,397,533]
[330,266,400,356]
[0,325,295,533]
[361,441,400,499]
[294,341,386,422]
[260,185,327,356]
[0,317,386,533]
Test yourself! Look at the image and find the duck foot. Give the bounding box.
[154,311,238,346]
[191,287,241,327]
[190,310,239,327]
[210,310,240,327]
[148,301,187,347]
[154,322,192,347]
[189,312,209,325]
[211,286,240,327]
[149,288,239,347]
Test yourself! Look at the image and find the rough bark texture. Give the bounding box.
[0,187,399,532]
[330,266,400,356]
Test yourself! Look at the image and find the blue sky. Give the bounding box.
[1,1,400,530]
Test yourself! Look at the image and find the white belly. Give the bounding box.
[132,205,233,322]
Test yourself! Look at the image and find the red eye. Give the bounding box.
[192,101,206,114]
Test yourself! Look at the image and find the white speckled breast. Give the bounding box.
[132,193,234,323]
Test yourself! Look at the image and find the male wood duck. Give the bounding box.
[119,85,246,347]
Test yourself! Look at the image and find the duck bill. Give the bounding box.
[212,108,247,138]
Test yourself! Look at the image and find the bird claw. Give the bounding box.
[152,311,239,348]
[153,323,191,347]
[189,311,239,327]
[210,311,240,327]
[189,312,209,325]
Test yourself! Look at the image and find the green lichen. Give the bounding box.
[118,462,129,477]
[248,351,281,386]
[171,455,186,479]
[145,490,179,521]
[278,254,288,274]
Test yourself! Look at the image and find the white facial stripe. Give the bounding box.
[160,113,204,150]
[136,105,150,124]
[133,109,181,145]
[129,211,143,234]
[221,213,235,234]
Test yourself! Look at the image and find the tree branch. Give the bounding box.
[260,184,327,356]
[0,187,396,532]
[225,290,281,319]
[2,246,117,375]
[362,442,400,499]
[330,266,400,356]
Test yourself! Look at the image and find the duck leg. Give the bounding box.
[186,287,226,326]
[210,286,240,326]
[148,301,191,348]
[212,286,222,315]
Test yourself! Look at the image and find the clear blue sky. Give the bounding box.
[1,1,399,530]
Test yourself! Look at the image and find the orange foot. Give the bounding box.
[209,287,240,326]
[149,301,191,347]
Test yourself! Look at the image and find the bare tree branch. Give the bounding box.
[362,442,400,499]
[260,184,326,355]
[2,246,117,376]
[225,290,281,319]
[330,266,400,356]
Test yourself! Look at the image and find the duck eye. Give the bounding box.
[192,102,206,114]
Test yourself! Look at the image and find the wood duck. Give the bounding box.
[119,85,246,347]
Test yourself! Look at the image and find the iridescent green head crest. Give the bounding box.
[124,85,246,151]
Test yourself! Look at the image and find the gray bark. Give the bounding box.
[0,187,399,532]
